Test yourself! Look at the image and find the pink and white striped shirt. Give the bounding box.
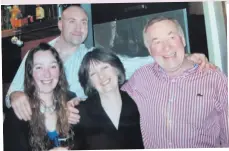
[121,63,229,148]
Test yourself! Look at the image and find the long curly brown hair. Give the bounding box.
[24,43,70,151]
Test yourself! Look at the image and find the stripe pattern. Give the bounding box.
[121,63,229,148]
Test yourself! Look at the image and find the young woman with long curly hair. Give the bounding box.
[4,43,75,151]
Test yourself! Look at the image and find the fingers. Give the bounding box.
[11,91,31,121]
[67,97,80,107]
[198,59,205,71]
[13,102,30,121]
[24,100,32,116]
[69,106,79,114]
[67,100,75,107]
[12,103,22,120]
[68,114,80,124]
[67,107,80,124]
[73,99,80,106]
[21,101,32,121]
[67,105,80,124]
[68,111,80,124]
[66,97,82,124]
[209,63,217,69]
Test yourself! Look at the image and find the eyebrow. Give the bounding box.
[64,17,88,22]
[168,31,175,35]
[151,37,158,42]
[33,61,58,66]
[151,31,175,42]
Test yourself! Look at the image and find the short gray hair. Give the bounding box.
[143,16,185,48]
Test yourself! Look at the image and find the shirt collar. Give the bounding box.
[156,63,199,81]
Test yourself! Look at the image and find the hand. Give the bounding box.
[67,97,81,124]
[186,53,217,71]
[10,91,32,121]
[49,147,68,151]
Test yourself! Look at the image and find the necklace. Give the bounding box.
[40,101,56,114]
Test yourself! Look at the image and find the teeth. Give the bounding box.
[164,52,176,58]
[42,80,52,84]
[101,79,110,85]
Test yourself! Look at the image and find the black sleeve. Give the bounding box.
[66,90,77,101]
[72,122,87,150]
[123,92,144,149]
[71,103,88,150]
[133,109,144,149]
[3,109,30,151]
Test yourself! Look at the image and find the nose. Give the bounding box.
[43,68,51,78]
[162,40,171,52]
[74,22,82,31]
[98,73,104,80]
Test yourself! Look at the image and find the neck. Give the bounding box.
[57,36,81,50]
[39,93,54,107]
[100,88,122,106]
[54,36,81,61]
[165,59,194,77]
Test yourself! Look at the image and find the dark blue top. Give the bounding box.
[47,130,59,147]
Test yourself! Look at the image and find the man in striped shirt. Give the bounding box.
[122,16,228,148]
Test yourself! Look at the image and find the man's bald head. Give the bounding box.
[61,5,88,20]
[58,5,89,47]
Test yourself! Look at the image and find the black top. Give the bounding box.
[3,108,57,151]
[3,91,76,151]
[72,90,144,150]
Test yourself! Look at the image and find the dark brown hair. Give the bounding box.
[24,43,70,150]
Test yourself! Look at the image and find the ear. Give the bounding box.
[181,34,186,47]
[58,20,63,31]
[147,46,154,57]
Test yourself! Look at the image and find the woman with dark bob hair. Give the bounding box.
[72,48,144,149]
[4,43,75,151]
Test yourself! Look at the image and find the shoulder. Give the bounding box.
[79,45,92,53]
[4,108,28,123]
[120,91,140,117]
[131,62,157,77]
[120,90,138,107]
[197,68,227,84]
[79,96,95,107]
[48,37,59,46]
[66,91,77,101]
[120,90,133,100]
[4,108,29,132]
[75,97,98,126]
[77,96,97,114]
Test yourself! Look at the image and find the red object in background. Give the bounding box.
[29,16,34,23]
[22,18,28,25]
[21,36,58,59]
